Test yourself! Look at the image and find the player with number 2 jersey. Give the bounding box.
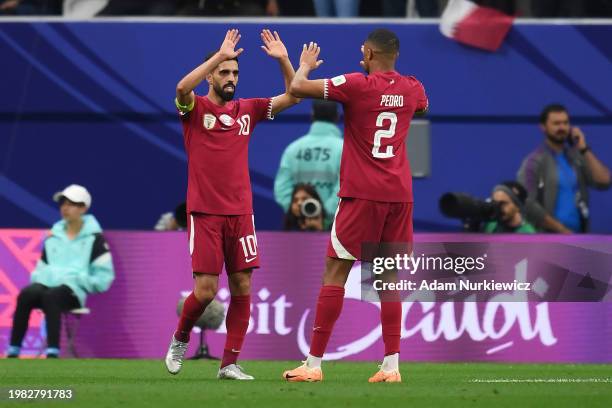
[282,29,428,383]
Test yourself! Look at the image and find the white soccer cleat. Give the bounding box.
[165,336,188,375]
[217,364,255,380]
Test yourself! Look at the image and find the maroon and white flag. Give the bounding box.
[440,0,514,52]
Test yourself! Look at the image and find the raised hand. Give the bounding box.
[299,42,323,70]
[260,29,288,60]
[218,29,244,60]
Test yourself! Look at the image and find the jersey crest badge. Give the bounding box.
[219,114,235,127]
[331,75,346,86]
[203,114,216,130]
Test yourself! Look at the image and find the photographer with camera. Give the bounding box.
[439,181,535,233]
[484,181,536,234]
[517,104,611,233]
[283,183,325,231]
[274,100,342,229]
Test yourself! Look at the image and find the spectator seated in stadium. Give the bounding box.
[518,104,611,233]
[484,181,536,234]
[274,100,342,229]
[283,183,326,232]
[6,184,115,358]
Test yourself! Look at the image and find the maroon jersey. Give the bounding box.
[324,71,428,203]
[180,95,272,215]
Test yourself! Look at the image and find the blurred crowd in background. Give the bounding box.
[2,0,612,18]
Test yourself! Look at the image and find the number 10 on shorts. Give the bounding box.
[239,235,257,261]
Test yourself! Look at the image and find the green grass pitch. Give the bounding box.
[1,360,611,407]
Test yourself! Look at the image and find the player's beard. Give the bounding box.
[213,82,235,102]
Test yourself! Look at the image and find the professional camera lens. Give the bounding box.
[301,198,322,218]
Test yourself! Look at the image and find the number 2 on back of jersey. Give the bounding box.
[372,112,397,158]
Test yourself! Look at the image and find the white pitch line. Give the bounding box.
[486,341,514,355]
[471,378,612,383]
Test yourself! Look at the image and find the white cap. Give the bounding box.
[53,184,92,208]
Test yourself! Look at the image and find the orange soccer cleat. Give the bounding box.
[368,368,402,383]
[282,363,323,382]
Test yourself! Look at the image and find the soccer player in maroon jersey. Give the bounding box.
[282,29,429,383]
[165,29,300,380]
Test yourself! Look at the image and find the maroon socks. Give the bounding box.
[221,295,251,368]
[309,285,345,357]
[174,292,210,343]
[381,301,401,356]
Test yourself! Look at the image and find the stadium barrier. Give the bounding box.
[1,229,610,362]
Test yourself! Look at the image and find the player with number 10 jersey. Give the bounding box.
[165,29,300,381]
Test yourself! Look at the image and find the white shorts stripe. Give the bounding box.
[330,199,356,260]
[252,214,258,247]
[189,214,195,256]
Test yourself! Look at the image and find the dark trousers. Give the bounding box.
[10,283,80,349]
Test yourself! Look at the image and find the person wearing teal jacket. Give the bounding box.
[7,185,114,358]
[274,100,343,229]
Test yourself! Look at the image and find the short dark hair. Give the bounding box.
[366,28,400,54]
[539,104,568,124]
[312,100,338,123]
[204,51,238,63]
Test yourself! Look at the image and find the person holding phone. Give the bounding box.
[517,104,611,233]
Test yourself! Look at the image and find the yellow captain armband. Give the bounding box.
[175,97,195,113]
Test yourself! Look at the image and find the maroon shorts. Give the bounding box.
[327,198,414,261]
[188,213,260,274]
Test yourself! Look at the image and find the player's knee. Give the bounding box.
[193,275,218,302]
[322,257,352,286]
[234,280,251,295]
[229,272,251,295]
[193,285,217,303]
[322,269,346,286]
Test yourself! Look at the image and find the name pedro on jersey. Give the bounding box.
[380,95,404,107]
[373,279,531,292]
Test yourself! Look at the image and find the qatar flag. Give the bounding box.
[440,0,514,52]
